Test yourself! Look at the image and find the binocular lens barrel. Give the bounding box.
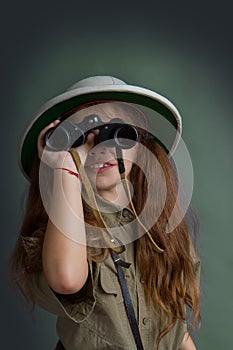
[114,126,138,148]
[44,116,138,151]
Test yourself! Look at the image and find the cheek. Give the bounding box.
[123,160,134,177]
[122,146,138,174]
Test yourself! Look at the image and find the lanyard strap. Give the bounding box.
[111,250,144,350]
[68,148,124,254]
[68,148,144,349]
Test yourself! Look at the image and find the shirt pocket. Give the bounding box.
[98,264,124,305]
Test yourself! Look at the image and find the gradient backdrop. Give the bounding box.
[1,1,233,349]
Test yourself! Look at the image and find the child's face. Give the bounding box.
[71,103,140,204]
[85,138,137,204]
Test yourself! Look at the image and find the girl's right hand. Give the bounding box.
[37,120,96,170]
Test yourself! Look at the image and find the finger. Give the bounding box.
[86,131,96,145]
[37,120,60,149]
[73,132,97,164]
[38,119,60,139]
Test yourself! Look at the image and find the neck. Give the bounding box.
[98,182,131,208]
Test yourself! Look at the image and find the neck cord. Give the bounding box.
[68,148,124,253]
[68,147,147,349]
[115,146,164,254]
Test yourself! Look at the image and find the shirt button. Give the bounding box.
[140,277,144,284]
[142,318,148,325]
[122,209,133,220]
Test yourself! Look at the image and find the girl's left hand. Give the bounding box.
[179,333,196,350]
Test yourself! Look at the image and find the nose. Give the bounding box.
[88,143,107,156]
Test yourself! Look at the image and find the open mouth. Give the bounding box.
[85,162,116,173]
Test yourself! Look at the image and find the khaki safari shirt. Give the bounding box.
[30,196,200,350]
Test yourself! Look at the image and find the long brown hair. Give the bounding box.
[9,102,200,344]
[132,134,200,344]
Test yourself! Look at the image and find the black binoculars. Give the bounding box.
[44,114,139,151]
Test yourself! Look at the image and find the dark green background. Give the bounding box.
[1,1,233,349]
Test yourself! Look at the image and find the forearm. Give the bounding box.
[42,170,88,294]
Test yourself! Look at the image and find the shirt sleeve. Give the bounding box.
[29,261,96,323]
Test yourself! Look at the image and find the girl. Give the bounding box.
[10,76,201,349]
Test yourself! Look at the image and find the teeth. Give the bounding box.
[89,163,110,169]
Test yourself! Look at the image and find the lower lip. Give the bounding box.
[86,164,116,173]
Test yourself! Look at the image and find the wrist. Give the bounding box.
[54,167,81,181]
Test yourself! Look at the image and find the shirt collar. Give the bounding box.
[94,191,135,227]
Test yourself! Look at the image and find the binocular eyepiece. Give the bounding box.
[44,114,139,151]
